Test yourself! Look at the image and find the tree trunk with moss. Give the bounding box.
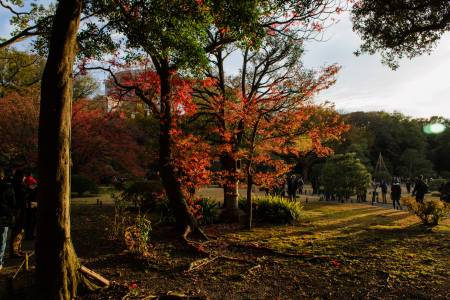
[36,1,87,299]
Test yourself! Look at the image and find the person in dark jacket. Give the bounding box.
[380,180,388,204]
[405,178,412,194]
[287,174,298,201]
[10,169,25,257]
[0,168,16,270]
[413,175,428,203]
[391,178,402,210]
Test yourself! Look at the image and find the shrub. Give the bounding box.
[403,197,450,226]
[320,153,371,201]
[111,193,152,257]
[121,180,165,211]
[196,197,219,225]
[124,215,152,256]
[71,174,98,196]
[428,178,447,192]
[253,196,303,225]
[238,196,247,210]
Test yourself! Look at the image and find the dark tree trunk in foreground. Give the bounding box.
[158,65,204,239]
[35,1,92,299]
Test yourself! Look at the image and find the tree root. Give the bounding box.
[186,256,219,273]
[77,265,110,295]
[79,265,110,286]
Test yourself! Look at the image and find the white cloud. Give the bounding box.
[303,13,450,118]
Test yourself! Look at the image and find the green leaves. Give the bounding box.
[352,0,450,69]
[320,153,371,200]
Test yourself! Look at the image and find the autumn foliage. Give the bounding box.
[0,90,39,168]
[72,99,146,181]
[0,89,146,181]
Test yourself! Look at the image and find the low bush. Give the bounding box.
[111,193,152,257]
[124,215,152,256]
[121,180,165,211]
[403,197,450,226]
[238,196,303,224]
[196,197,219,225]
[71,174,98,196]
[238,196,247,210]
[429,178,447,192]
[253,196,303,225]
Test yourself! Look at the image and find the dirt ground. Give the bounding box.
[1,193,449,299]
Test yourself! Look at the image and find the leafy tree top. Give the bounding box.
[352,0,450,69]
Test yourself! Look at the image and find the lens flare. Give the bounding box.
[423,123,446,135]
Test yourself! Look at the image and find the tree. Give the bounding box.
[195,0,343,217]
[243,102,348,227]
[35,0,101,298]
[72,99,146,181]
[73,74,99,101]
[0,0,53,50]
[0,47,45,96]
[194,30,347,227]
[0,90,39,168]
[339,111,431,177]
[320,153,371,202]
[83,0,267,238]
[352,0,450,68]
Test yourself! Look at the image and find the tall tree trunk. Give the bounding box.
[36,1,98,299]
[246,170,253,230]
[158,66,203,239]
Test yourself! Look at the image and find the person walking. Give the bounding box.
[287,174,298,201]
[371,180,379,205]
[380,180,388,204]
[413,175,428,203]
[391,178,402,210]
[297,176,304,195]
[405,178,412,194]
[0,168,16,271]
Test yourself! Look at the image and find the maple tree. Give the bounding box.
[72,99,146,181]
[0,89,39,168]
[82,0,271,239]
[0,91,145,181]
[194,31,348,224]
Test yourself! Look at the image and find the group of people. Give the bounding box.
[371,175,429,210]
[262,174,305,201]
[0,168,38,271]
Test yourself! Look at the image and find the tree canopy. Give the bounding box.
[352,0,450,68]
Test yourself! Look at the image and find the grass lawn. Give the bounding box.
[72,199,448,299]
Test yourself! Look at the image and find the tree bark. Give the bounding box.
[157,65,203,238]
[219,152,242,221]
[36,1,97,299]
[246,171,253,230]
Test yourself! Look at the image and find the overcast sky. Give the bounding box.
[301,13,450,118]
[1,7,449,118]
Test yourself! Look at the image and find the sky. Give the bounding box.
[1,5,449,118]
[301,13,450,118]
